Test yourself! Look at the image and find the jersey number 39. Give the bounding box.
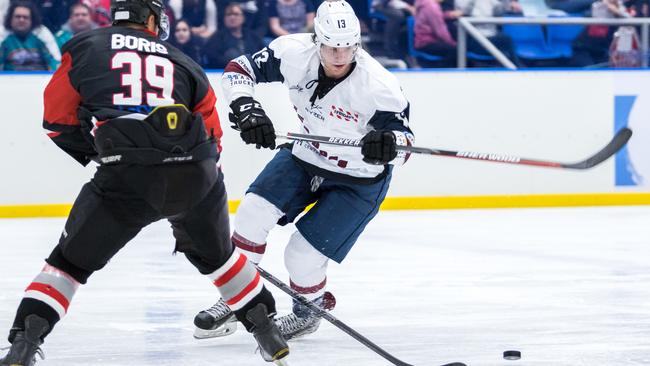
[111,51,175,106]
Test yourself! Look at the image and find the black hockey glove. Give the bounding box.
[361,130,397,165]
[229,97,276,149]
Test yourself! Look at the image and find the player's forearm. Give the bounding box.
[222,57,256,104]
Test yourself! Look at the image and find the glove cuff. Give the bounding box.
[230,96,256,113]
[390,131,415,166]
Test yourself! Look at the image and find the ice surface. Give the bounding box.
[1,207,650,366]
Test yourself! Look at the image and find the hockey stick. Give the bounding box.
[256,265,466,366]
[276,128,632,170]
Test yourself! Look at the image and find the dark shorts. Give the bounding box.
[247,148,391,263]
[48,161,232,283]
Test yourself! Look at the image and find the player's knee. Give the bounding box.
[284,231,328,284]
[45,245,94,284]
[234,193,284,244]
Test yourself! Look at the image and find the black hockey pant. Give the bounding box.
[10,161,234,339]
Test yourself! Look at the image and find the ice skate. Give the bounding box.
[193,298,237,339]
[246,303,289,363]
[0,315,48,366]
[276,291,335,341]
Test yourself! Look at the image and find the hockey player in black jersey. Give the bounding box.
[0,0,288,364]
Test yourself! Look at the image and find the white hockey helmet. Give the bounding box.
[314,0,361,48]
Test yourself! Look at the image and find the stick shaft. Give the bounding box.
[256,265,415,366]
[277,128,632,170]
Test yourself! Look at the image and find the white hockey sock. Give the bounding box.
[207,251,263,311]
[23,263,81,320]
[233,193,284,264]
[232,231,265,264]
[284,231,329,301]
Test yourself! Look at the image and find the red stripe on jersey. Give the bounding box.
[43,52,82,127]
[25,282,70,311]
[290,278,327,295]
[194,86,223,152]
[224,61,253,79]
[214,253,247,287]
[225,271,261,306]
[47,132,61,138]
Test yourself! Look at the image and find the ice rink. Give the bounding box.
[1,206,649,366]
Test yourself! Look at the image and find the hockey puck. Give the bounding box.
[503,350,521,360]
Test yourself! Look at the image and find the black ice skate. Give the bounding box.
[193,298,237,339]
[246,304,289,363]
[276,291,335,341]
[0,315,48,366]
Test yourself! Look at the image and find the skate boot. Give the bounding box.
[0,315,49,366]
[246,303,289,363]
[193,298,237,339]
[276,291,335,341]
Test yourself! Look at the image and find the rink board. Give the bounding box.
[1,69,649,217]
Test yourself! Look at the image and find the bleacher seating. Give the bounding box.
[502,23,565,60]
[546,23,585,58]
[406,16,443,62]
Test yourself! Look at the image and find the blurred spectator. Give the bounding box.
[374,0,416,59]
[0,0,9,39]
[1,1,59,70]
[571,0,631,66]
[625,0,649,16]
[545,0,595,14]
[164,0,177,23]
[169,0,218,39]
[346,0,370,32]
[1,0,61,62]
[55,3,95,49]
[217,0,269,38]
[609,25,641,67]
[452,0,521,64]
[414,0,456,65]
[309,0,369,31]
[38,0,74,32]
[169,18,205,65]
[268,0,315,36]
[204,3,265,68]
[81,0,111,27]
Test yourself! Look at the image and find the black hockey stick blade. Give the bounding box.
[256,265,466,366]
[560,127,632,169]
[277,128,632,170]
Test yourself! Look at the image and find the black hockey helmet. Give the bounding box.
[110,0,170,40]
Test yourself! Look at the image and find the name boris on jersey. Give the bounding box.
[111,34,168,55]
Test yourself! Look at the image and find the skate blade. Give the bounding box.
[273,356,290,366]
[193,322,237,339]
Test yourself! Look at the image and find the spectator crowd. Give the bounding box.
[1,0,649,71]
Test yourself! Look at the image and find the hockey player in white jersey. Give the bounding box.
[194,0,415,340]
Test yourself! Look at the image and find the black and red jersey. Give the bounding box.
[43,26,221,165]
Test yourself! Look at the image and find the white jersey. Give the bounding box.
[222,33,413,180]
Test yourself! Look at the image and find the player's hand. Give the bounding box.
[360,130,397,165]
[229,97,276,149]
